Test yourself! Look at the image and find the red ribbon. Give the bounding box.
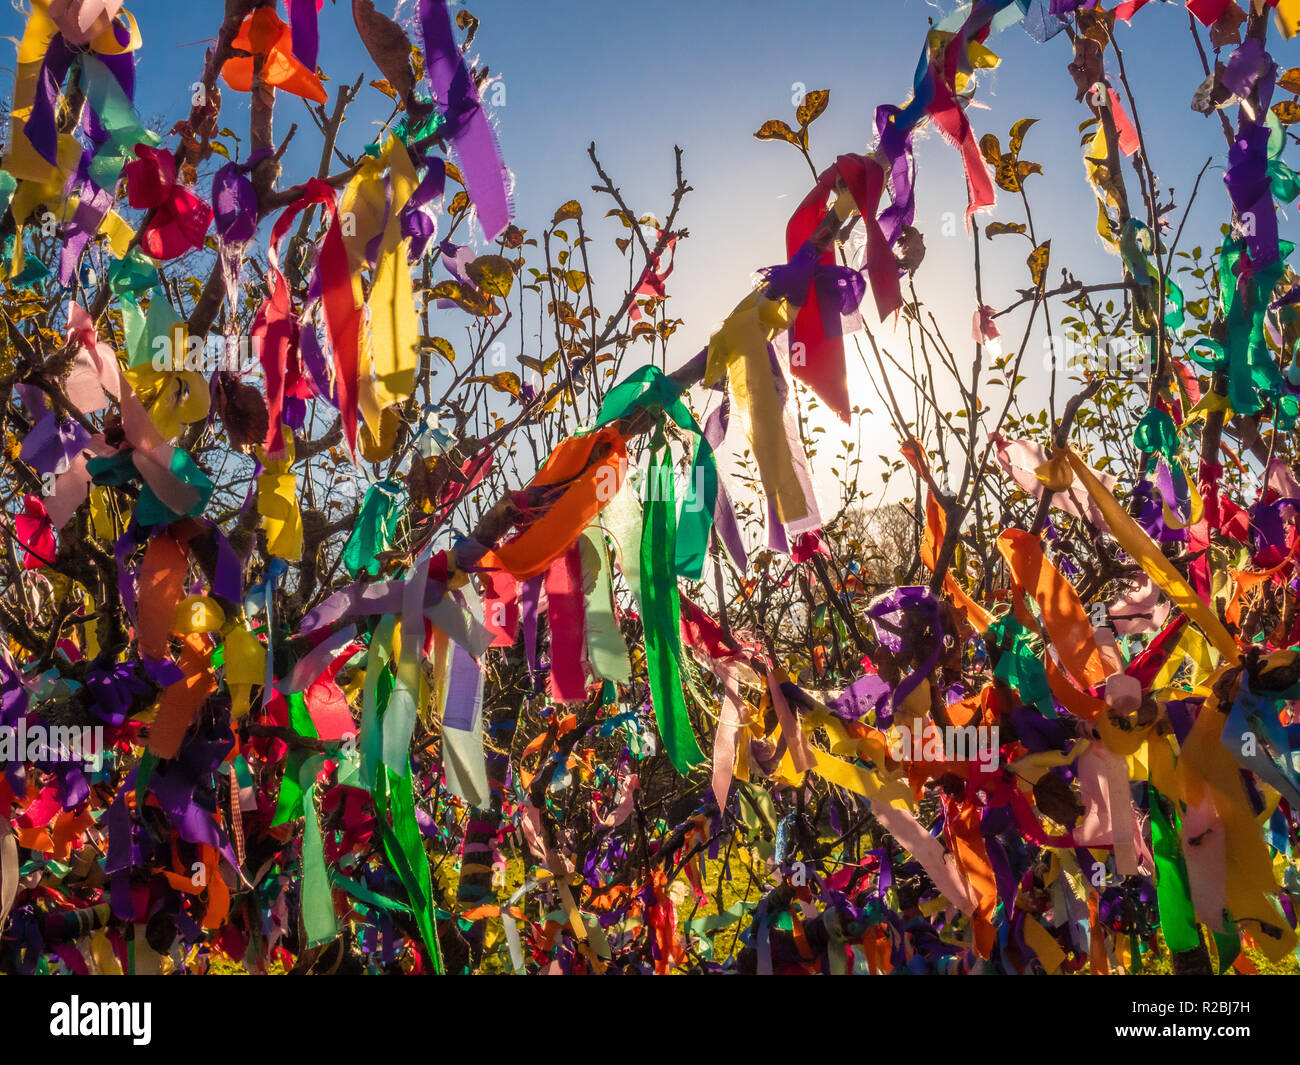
[124,145,213,260]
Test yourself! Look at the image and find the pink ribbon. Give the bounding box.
[60,303,200,520]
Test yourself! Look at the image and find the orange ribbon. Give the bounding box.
[221,6,327,104]
[483,427,628,580]
[996,528,1109,690]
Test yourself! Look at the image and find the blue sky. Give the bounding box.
[2,0,1271,513]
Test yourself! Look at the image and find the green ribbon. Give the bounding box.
[1132,407,1179,462]
[7,247,49,287]
[122,286,182,368]
[344,479,404,578]
[366,98,445,157]
[1186,337,1226,373]
[373,764,443,974]
[687,899,757,960]
[579,527,631,682]
[986,615,1055,718]
[351,612,444,971]
[108,249,160,296]
[1213,922,1241,974]
[1218,236,1292,416]
[79,55,161,190]
[271,750,308,826]
[86,447,213,526]
[359,614,397,791]
[1119,218,1183,330]
[597,365,718,580]
[299,753,339,948]
[329,871,413,915]
[1267,111,1300,205]
[639,444,705,775]
[0,172,16,221]
[1149,787,1200,953]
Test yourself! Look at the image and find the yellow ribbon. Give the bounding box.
[704,291,811,524]
[339,137,420,447]
[256,428,303,561]
[1063,447,1237,660]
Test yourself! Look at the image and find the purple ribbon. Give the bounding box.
[19,415,91,477]
[298,322,338,405]
[827,674,890,722]
[212,158,261,244]
[1222,35,1275,103]
[1226,118,1279,273]
[702,396,748,569]
[443,642,481,731]
[287,0,320,73]
[403,157,445,259]
[865,586,943,726]
[417,0,512,241]
[85,662,149,729]
[875,105,917,246]
[59,163,114,286]
[521,575,542,674]
[23,35,78,168]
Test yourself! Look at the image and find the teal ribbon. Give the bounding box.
[108,249,160,296]
[1119,218,1183,330]
[0,172,15,220]
[986,615,1055,718]
[1218,236,1293,416]
[344,479,404,578]
[1132,407,1179,463]
[1268,111,1300,205]
[79,55,161,189]
[86,447,213,526]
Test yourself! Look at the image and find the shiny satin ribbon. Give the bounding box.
[597,364,718,579]
[639,444,705,775]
